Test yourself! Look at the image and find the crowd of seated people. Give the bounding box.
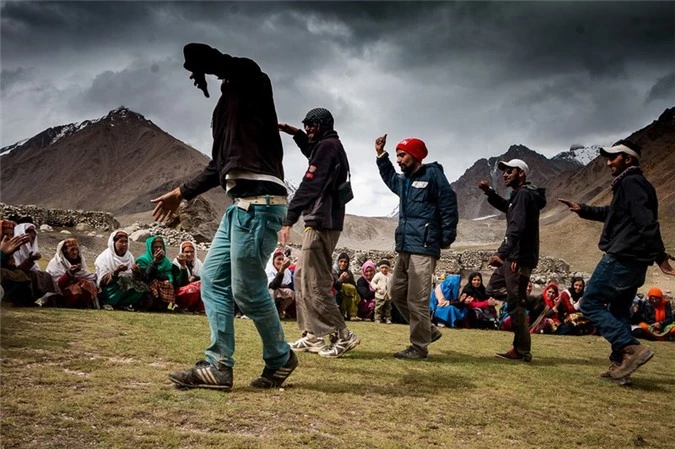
[4,224,673,346]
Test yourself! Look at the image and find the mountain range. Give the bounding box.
[1,106,673,247]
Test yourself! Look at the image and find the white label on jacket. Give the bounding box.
[411,181,428,188]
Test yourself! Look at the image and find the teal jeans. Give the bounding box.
[201,203,290,369]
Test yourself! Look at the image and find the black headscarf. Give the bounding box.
[460,272,488,300]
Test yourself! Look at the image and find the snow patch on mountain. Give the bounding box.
[552,145,600,166]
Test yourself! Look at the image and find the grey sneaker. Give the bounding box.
[394,345,428,360]
[169,362,233,390]
[250,351,298,389]
[289,336,326,353]
[318,331,360,358]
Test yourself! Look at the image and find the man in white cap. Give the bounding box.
[478,158,546,362]
[559,139,674,385]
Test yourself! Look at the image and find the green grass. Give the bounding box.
[1,306,674,449]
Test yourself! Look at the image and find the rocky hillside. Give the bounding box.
[451,144,582,219]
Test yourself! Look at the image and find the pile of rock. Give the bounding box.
[0,203,119,231]
[121,222,210,251]
[328,247,585,289]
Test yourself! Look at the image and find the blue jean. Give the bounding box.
[581,254,645,362]
[201,203,290,370]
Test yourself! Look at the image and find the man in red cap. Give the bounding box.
[559,139,675,384]
[374,134,458,360]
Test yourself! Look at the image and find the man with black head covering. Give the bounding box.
[374,134,458,360]
[278,108,360,358]
[559,139,675,384]
[152,43,297,391]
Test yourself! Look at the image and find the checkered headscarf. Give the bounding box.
[302,108,334,129]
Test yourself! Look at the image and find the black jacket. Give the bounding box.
[486,183,546,268]
[579,168,666,265]
[179,43,286,200]
[377,154,458,258]
[284,129,349,230]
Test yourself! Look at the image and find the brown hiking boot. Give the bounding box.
[610,344,654,379]
[599,362,632,386]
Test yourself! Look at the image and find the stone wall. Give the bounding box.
[1,203,119,231]
[326,247,584,289]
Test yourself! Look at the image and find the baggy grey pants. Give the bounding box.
[390,252,438,354]
[294,228,346,338]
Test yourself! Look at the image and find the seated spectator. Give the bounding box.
[530,282,561,334]
[333,252,360,321]
[430,273,463,328]
[172,241,204,312]
[632,287,674,341]
[554,277,593,335]
[461,272,499,329]
[0,221,32,305]
[13,222,59,306]
[46,238,99,309]
[136,236,180,311]
[371,259,394,324]
[95,230,147,309]
[355,260,377,321]
[266,248,295,319]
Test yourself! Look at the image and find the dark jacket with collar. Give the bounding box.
[578,167,666,265]
[284,129,349,230]
[179,43,286,200]
[486,183,546,268]
[377,153,458,258]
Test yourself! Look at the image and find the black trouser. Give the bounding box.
[486,263,533,356]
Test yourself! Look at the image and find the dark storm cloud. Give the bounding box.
[646,72,675,104]
[1,1,673,216]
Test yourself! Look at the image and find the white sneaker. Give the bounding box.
[318,331,360,358]
[289,336,326,353]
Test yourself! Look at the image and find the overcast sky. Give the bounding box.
[2,1,674,216]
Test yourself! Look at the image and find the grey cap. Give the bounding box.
[302,108,334,129]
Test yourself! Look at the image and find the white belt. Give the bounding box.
[234,195,288,210]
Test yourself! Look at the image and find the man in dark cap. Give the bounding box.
[374,134,458,360]
[278,108,360,358]
[559,139,674,385]
[478,158,547,362]
[152,43,297,391]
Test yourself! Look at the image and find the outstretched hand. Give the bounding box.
[0,234,31,256]
[659,254,675,276]
[278,123,299,135]
[477,180,491,194]
[558,198,581,213]
[375,134,387,156]
[189,72,209,98]
[151,187,183,222]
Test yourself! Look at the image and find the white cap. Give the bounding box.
[497,159,529,177]
[600,143,641,161]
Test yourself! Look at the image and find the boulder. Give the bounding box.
[129,229,152,242]
[39,224,53,232]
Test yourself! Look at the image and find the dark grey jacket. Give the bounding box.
[579,168,666,265]
[487,183,547,268]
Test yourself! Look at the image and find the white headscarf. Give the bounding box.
[46,238,97,284]
[13,222,39,271]
[172,241,203,277]
[265,249,292,286]
[94,230,135,286]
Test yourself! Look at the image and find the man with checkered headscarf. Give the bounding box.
[278,108,360,359]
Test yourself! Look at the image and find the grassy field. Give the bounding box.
[1,306,674,449]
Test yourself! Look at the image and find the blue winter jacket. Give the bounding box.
[377,153,459,258]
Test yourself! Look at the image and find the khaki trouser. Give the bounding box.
[294,228,346,337]
[390,252,438,353]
